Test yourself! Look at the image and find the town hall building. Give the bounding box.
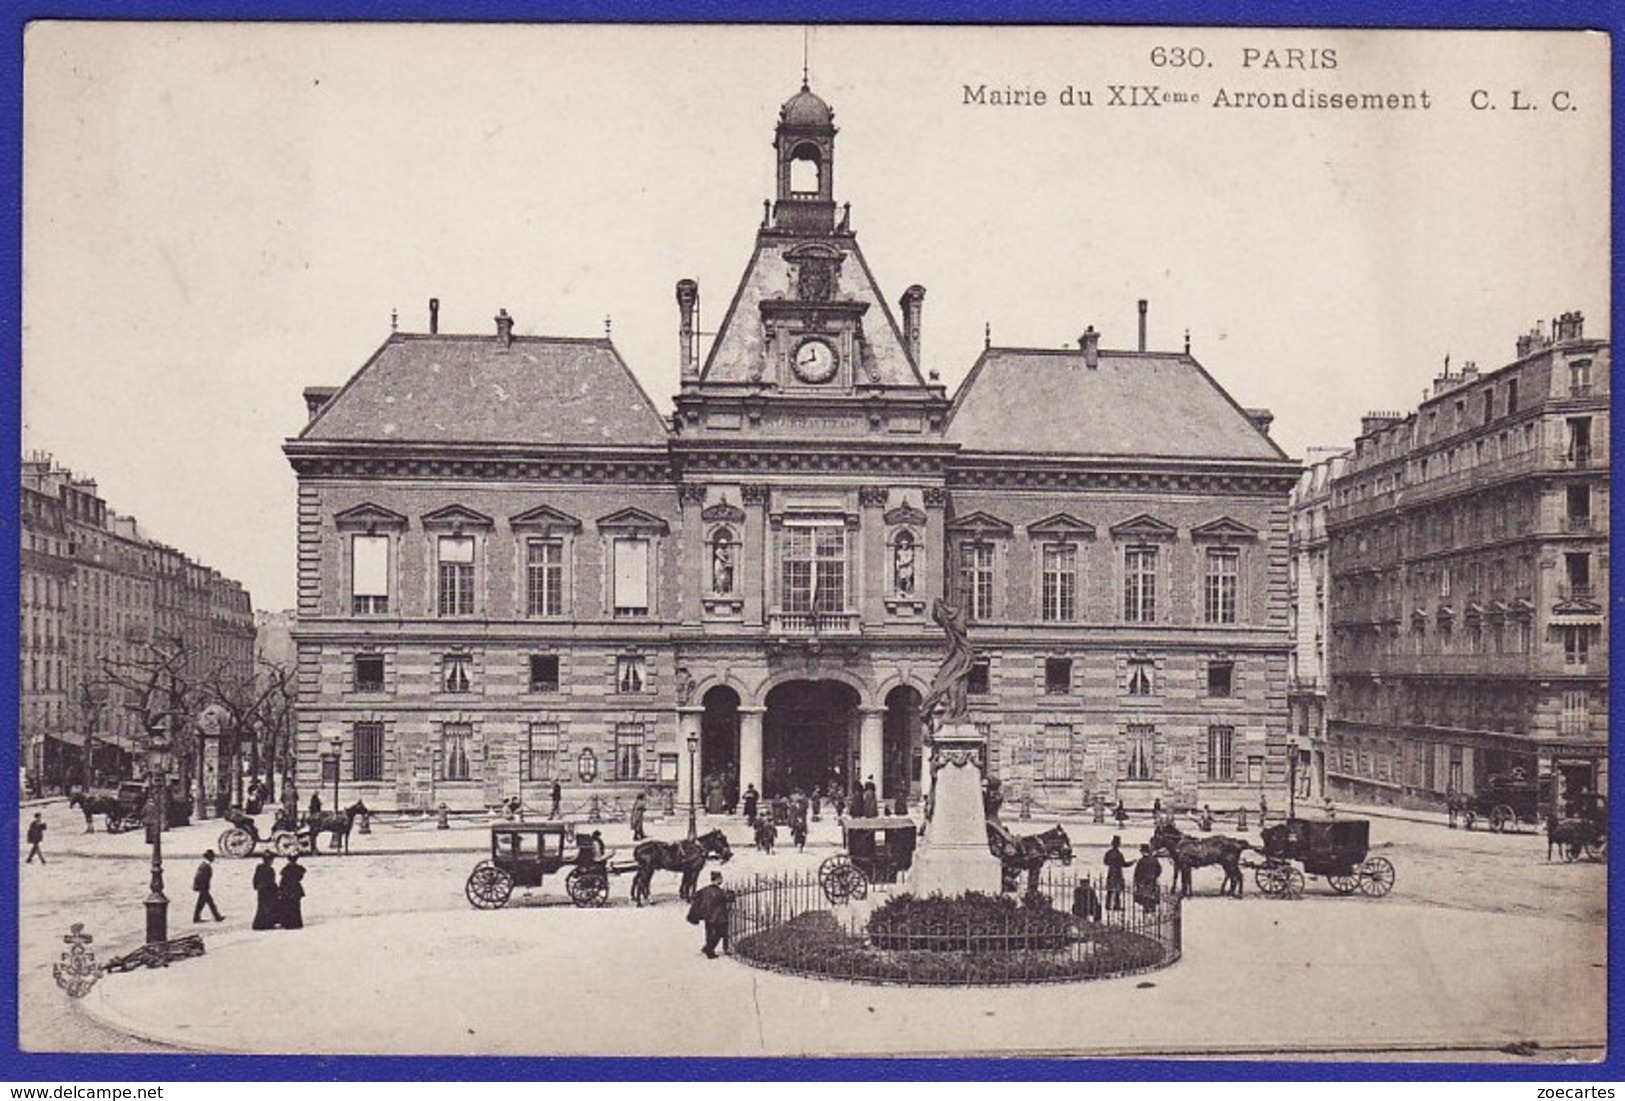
[284,84,1301,817]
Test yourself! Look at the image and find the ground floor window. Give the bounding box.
[1125,724,1154,780]
[615,723,647,780]
[1205,725,1233,781]
[524,722,560,781]
[353,722,384,782]
[443,722,472,781]
[1041,725,1072,781]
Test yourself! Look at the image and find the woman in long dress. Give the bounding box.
[278,854,307,929]
[251,854,279,929]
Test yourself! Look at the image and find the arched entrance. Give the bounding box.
[884,685,923,801]
[701,686,740,814]
[763,681,859,799]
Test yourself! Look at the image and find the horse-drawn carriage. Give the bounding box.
[1253,817,1395,899]
[71,781,191,833]
[1547,791,1607,862]
[1455,772,1543,832]
[818,817,919,903]
[465,822,637,909]
[217,801,370,857]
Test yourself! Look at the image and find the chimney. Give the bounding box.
[1244,407,1274,436]
[1138,299,1148,352]
[495,308,514,347]
[900,285,926,367]
[1080,326,1099,369]
[429,298,440,335]
[676,279,699,380]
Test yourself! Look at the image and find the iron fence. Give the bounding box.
[727,868,1181,986]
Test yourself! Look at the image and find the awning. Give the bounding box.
[1551,613,1605,627]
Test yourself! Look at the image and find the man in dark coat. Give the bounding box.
[630,793,647,841]
[549,779,562,819]
[686,870,732,958]
[278,854,306,929]
[252,854,279,929]
[1102,835,1128,912]
[1132,844,1163,914]
[192,849,223,922]
[25,813,46,864]
[741,784,759,826]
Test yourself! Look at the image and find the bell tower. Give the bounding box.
[772,82,838,235]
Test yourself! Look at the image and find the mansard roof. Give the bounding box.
[946,347,1288,462]
[299,333,669,447]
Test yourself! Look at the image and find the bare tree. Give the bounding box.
[100,636,210,798]
[201,659,294,809]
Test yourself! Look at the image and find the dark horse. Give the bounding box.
[1152,823,1251,897]
[68,790,127,833]
[630,829,733,905]
[306,801,371,854]
[1546,815,1603,862]
[986,821,1074,894]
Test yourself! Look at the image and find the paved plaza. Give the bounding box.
[18,799,1607,1060]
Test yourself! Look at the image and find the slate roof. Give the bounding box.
[946,348,1288,461]
[299,334,669,447]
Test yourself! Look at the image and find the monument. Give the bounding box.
[907,598,1004,896]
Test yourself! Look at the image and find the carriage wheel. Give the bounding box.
[1282,867,1305,899]
[1562,842,1582,863]
[219,827,255,858]
[1490,805,1515,833]
[272,831,301,857]
[1357,856,1395,897]
[819,855,855,903]
[1584,838,1606,861]
[1254,863,1287,896]
[466,865,514,909]
[1327,872,1360,895]
[566,867,610,908]
[106,815,134,835]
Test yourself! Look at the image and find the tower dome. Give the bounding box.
[779,82,834,128]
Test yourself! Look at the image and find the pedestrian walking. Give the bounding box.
[192,849,224,922]
[25,812,46,864]
[630,792,647,841]
[1102,834,1128,912]
[278,854,306,929]
[1132,844,1162,914]
[549,779,562,819]
[741,784,759,826]
[1112,799,1128,829]
[686,870,733,959]
[251,854,279,930]
[789,795,808,852]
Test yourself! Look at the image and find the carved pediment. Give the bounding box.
[884,504,928,528]
[1190,516,1260,543]
[701,501,747,524]
[1109,514,1178,541]
[945,511,1014,536]
[1027,513,1096,539]
[596,507,671,536]
[333,503,408,532]
[509,505,583,533]
[420,504,494,530]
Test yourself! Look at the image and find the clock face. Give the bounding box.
[793,338,839,383]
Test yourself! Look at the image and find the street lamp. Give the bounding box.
[686,730,700,841]
[328,735,342,809]
[1288,739,1299,820]
[143,728,171,945]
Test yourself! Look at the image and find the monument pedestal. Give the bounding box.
[907,722,1002,896]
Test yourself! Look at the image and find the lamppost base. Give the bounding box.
[144,893,169,946]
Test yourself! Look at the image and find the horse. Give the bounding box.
[986,821,1074,894]
[1153,823,1251,897]
[306,801,370,854]
[1546,815,1598,862]
[68,790,126,833]
[629,828,733,906]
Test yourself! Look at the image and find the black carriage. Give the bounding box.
[464,822,635,909]
[217,807,304,858]
[90,781,192,833]
[818,817,918,903]
[1461,772,1543,832]
[1549,791,1607,862]
[1253,817,1395,899]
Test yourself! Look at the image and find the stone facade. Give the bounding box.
[286,85,1299,816]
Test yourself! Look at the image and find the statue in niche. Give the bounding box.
[893,533,917,596]
[711,531,736,595]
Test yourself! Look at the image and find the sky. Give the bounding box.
[21,23,1611,613]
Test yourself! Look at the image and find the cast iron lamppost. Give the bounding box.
[143,723,171,945]
[1288,738,1299,820]
[686,729,699,841]
[328,735,342,809]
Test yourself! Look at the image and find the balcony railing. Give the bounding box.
[1563,515,1596,533]
[769,610,860,635]
[1558,583,1596,602]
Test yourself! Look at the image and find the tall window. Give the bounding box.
[967,659,991,696]
[1563,626,1590,665]
[523,722,560,781]
[1570,360,1592,396]
[1044,657,1072,695]
[1561,690,1590,736]
[1482,389,1494,425]
[616,655,646,694]
[613,538,650,617]
[781,523,846,614]
[1125,725,1154,780]
[1567,417,1592,465]
[1041,543,1077,622]
[1204,548,1239,624]
[442,722,472,781]
[529,654,560,693]
[1042,725,1073,782]
[353,654,385,693]
[1565,552,1592,598]
[615,723,647,780]
[437,535,476,616]
[526,539,564,617]
[959,542,994,621]
[1206,725,1234,781]
[441,653,471,693]
[1207,659,1234,698]
[1124,546,1157,623]
[1506,378,1518,412]
[352,722,384,782]
[1127,658,1154,697]
[351,534,390,615]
